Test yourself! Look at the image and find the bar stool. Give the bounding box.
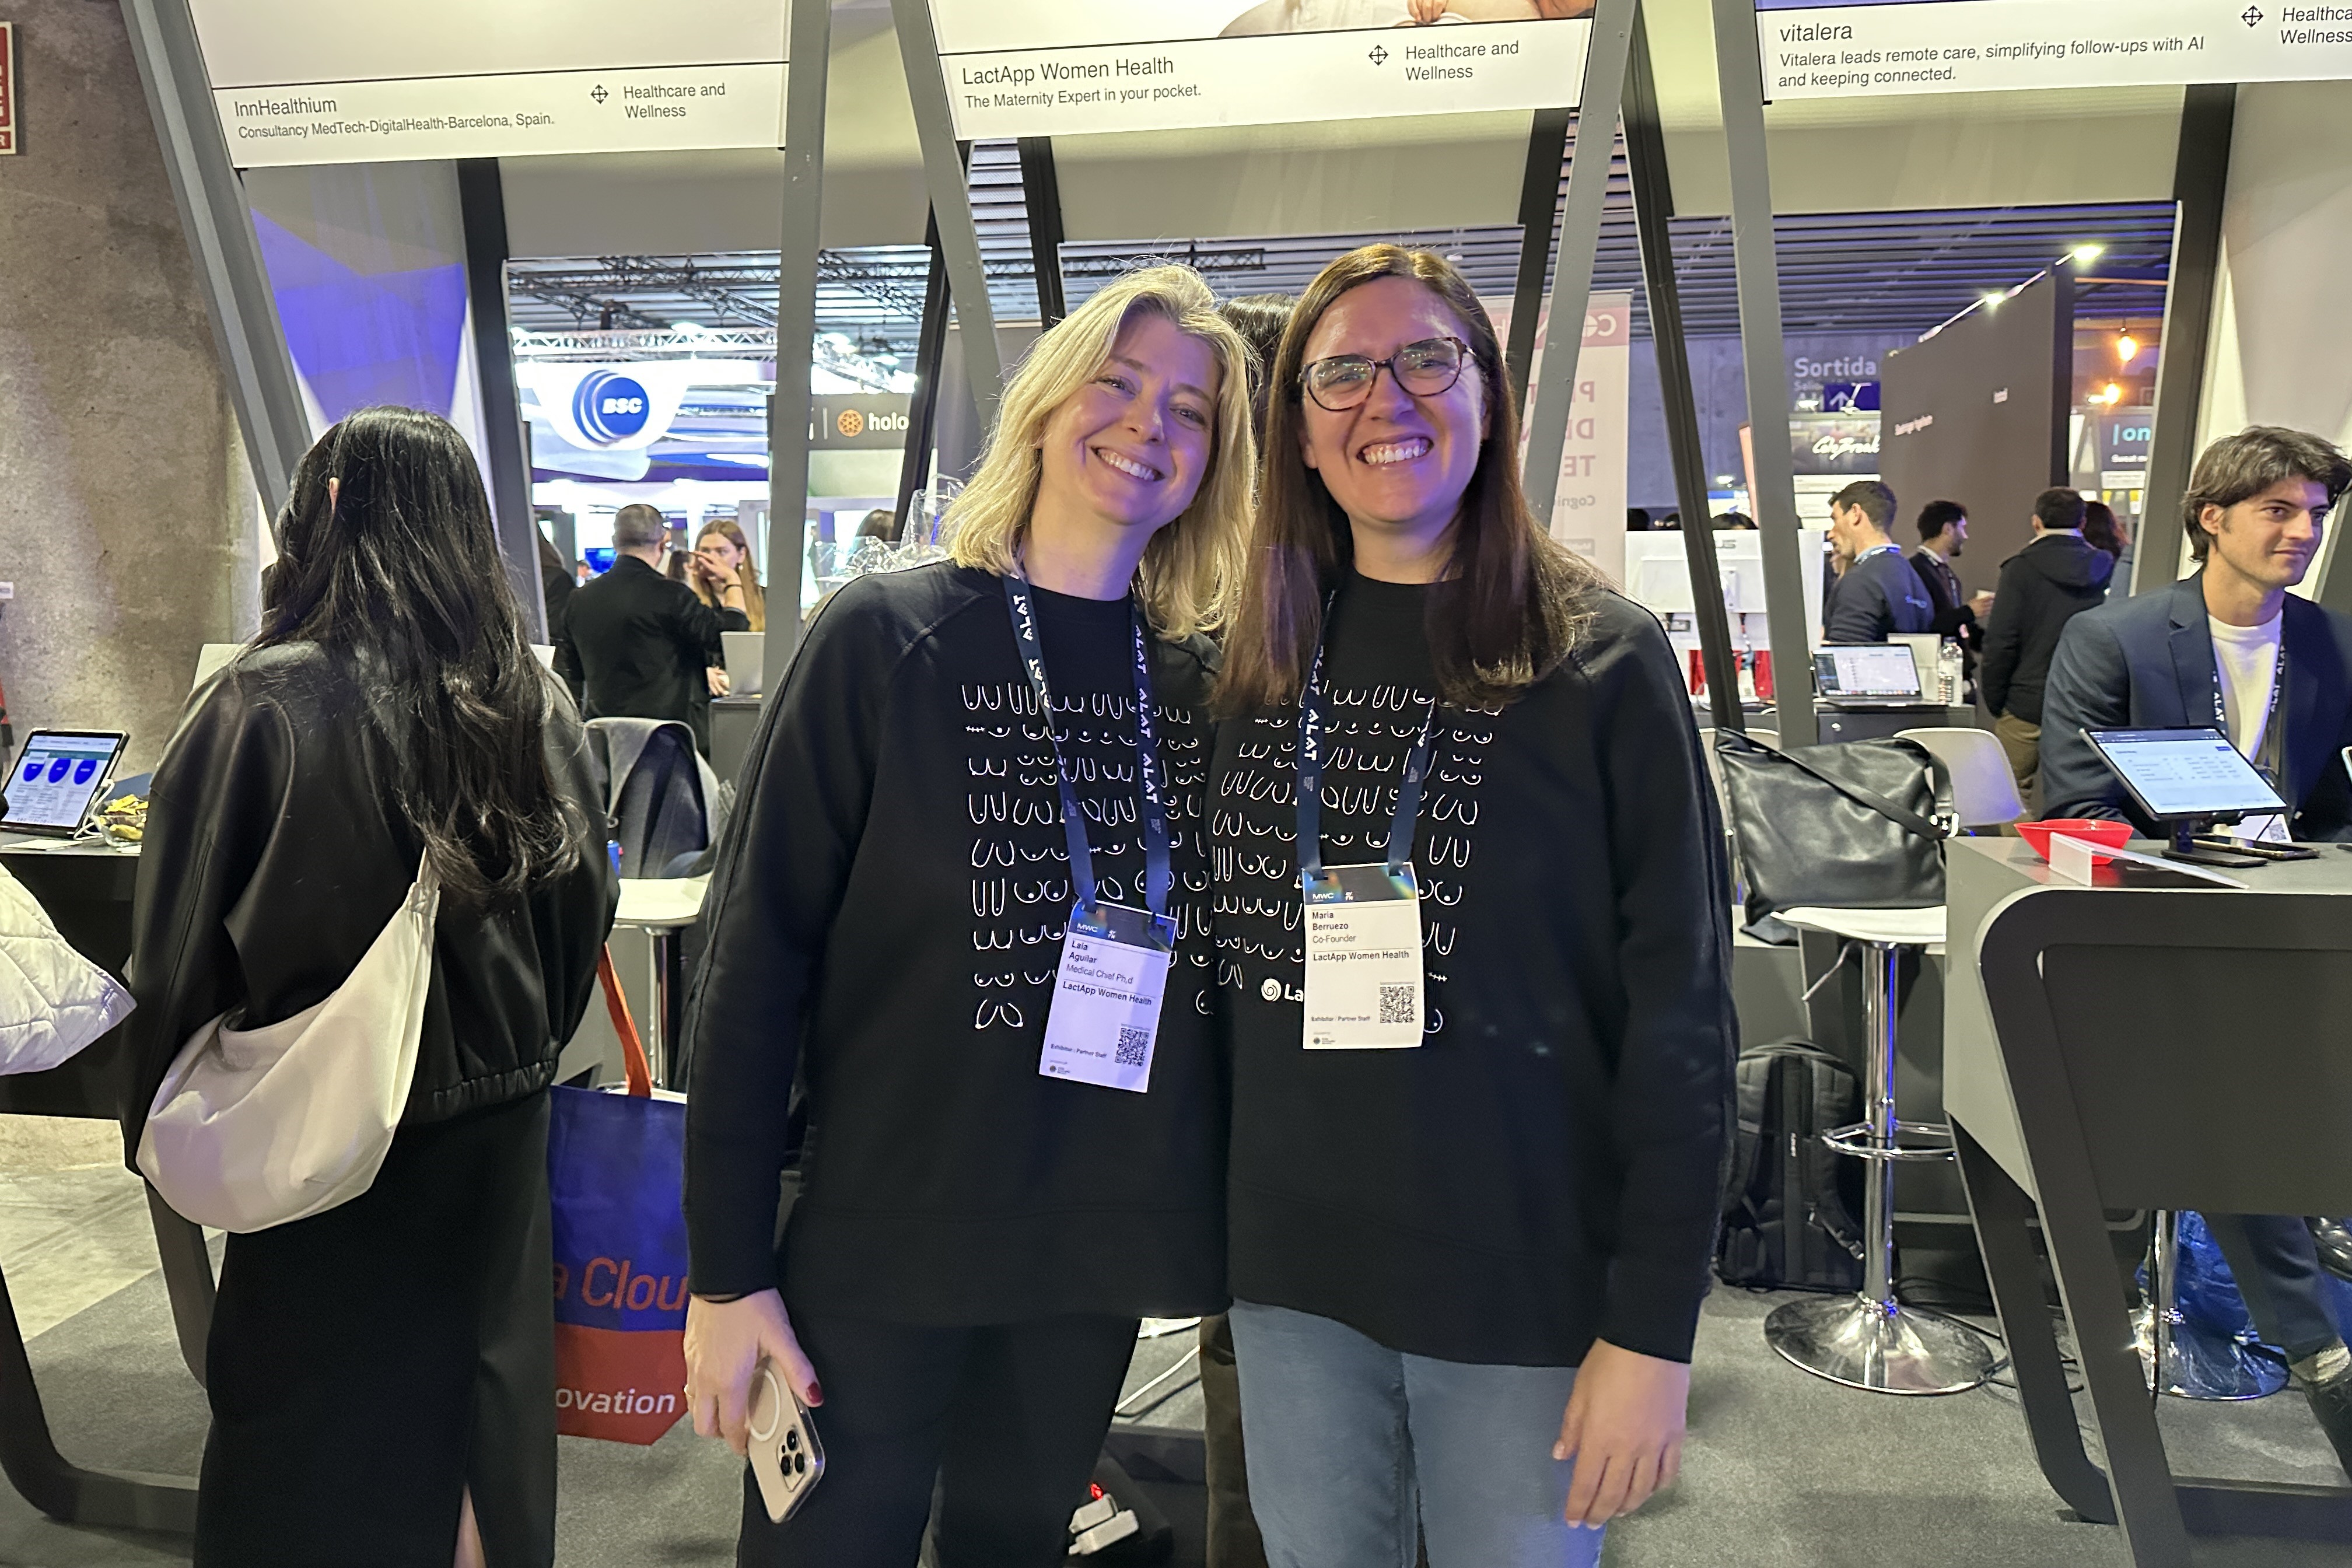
[611,874,708,1089]
[1763,727,2017,1395]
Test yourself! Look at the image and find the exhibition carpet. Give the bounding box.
[0,1265,2347,1567]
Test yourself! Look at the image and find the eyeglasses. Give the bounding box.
[1298,337,1472,412]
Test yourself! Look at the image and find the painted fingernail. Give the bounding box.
[1552,1443,1567,1460]
[808,1382,824,1405]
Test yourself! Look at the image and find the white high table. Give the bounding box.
[612,876,709,1090]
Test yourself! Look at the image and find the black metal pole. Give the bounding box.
[895,205,953,538]
[1017,136,1068,328]
[1626,7,1740,732]
[456,158,546,642]
[2138,85,2235,600]
[1505,107,1573,410]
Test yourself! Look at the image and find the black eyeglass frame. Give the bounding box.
[1297,336,1475,413]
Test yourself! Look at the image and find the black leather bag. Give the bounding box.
[1714,732,1945,931]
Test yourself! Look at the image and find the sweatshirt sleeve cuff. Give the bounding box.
[1595,1254,1712,1366]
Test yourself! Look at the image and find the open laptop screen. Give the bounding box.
[1813,644,1923,701]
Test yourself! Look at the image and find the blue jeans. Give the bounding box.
[1226,1301,1605,1568]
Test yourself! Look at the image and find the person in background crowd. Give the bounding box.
[537,532,580,704]
[1212,244,1732,1568]
[1979,487,2113,808]
[1910,499,1993,648]
[680,266,1255,1568]
[556,502,748,756]
[1626,508,1651,531]
[854,508,898,542]
[2081,498,2136,601]
[1189,289,1296,1568]
[2040,425,2352,1478]
[688,519,770,632]
[1711,511,1757,531]
[125,407,615,1567]
[1822,480,1933,644]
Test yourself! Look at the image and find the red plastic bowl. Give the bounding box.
[2016,818,2133,866]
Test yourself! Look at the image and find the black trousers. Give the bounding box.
[1198,1313,1269,1568]
[737,1309,1138,1568]
[195,1093,556,1568]
[2206,1213,2344,1363]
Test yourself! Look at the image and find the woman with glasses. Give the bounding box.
[1210,245,1734,1567]
[680,267,1254,1567]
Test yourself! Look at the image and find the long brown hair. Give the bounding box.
[1214,246,1598,713]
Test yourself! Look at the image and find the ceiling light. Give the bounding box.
[2072,244,2105,264]
[1982,292,2004,310]
[671,320,704,333]
[2116,333,2140,364]
[2101,382,2123,404]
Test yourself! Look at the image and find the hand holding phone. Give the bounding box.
[747,1360,825,1524]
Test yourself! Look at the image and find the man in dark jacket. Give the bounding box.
[1979,487,2113,807]
[558,503,748,755]
[1822,480,1934,644]
[2038,425,2352,1482]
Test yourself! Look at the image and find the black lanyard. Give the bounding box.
[1001,572,1170,921]
[2210,635,2287,780]
[1296,620,1440,888]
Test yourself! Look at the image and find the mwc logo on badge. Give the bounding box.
[573,370,652,444]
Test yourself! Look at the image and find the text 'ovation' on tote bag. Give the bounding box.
[138,858,439,1233]
[548,950,691,1445]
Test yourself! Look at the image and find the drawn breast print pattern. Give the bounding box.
[1213,685,1499,1039]
[963,680,1212,1031]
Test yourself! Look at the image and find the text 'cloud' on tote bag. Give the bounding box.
[548,950,690,1446]
[138,859,439,1233]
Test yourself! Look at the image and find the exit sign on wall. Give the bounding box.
[0,23,16,155]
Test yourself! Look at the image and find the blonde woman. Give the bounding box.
[689,517,769,632]
[680,265,1254,1567]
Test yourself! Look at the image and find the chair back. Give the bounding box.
[1897,726,2024,829]
[584,718,720,878]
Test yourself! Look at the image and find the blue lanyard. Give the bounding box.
[1001,572,1170,921]
[1296,608,1440,888]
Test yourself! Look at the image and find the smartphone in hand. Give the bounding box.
[747,1360,824,1524]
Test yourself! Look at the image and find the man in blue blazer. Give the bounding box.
[2042,430,2352,841]
[2040,425,2352,1478]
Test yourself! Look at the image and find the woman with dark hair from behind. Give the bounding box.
[2082,498,2136,600]
[125,407,617,1566]
[1212,246,1733,1565]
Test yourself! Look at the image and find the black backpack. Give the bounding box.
[1717,1041,1866,1292]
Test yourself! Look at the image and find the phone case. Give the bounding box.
[747,1362,825,1524]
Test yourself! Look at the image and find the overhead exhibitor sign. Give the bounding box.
[1758,0,2352,99]
[188,0,787,168]
[930,1,1593,139]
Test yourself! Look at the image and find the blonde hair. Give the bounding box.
[947,265,1255,638]
[692,517,767,631]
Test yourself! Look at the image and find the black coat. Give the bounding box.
[1979,533,2114,724]
[122,643,617,1158]
[556,555,747,753]
[2041,571,2352,840]
[1909,548,1980,648]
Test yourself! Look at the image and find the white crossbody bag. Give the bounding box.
[138,859,440,1233]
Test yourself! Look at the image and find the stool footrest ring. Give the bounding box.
[1821,1119,1958,1163]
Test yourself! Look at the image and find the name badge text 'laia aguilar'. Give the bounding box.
[1295,634,1439,1050]
[1002,572,1176,1093]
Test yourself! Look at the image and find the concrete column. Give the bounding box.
[0,0,260,774]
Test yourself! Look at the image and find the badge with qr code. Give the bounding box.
[1038,900,1174,1093]
[1301,863,1424,1049]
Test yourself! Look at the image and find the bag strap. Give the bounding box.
[1717,731,1946,843]
[596,948,654,1098]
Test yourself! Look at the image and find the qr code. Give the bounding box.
[1115,1028,1151,1067]
[1378,984,1416,1025]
